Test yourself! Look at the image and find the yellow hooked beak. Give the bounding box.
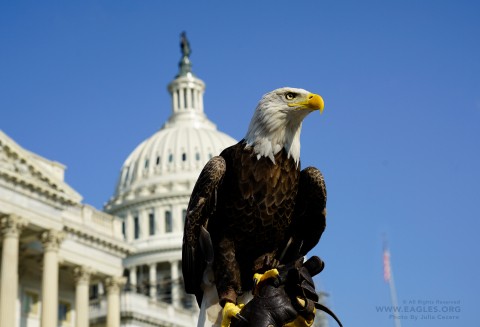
[288,93,325,113]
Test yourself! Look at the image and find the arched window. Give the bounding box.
[165,211,172,233]
[134,216,140,239]
[149,211,155,236]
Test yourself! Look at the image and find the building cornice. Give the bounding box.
[64,223,134,257]
[105,192,191,215]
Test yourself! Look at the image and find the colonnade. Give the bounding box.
[128,260,183,307]
[171,85,204,113]
[0,214,126,327]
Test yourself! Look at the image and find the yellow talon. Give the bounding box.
[221,302,243,327]
[253,268,279,294]
[283,313,315,327]
[296,296,306,307]
[283,297,316,327]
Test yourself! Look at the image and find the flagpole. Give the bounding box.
[388,258,401,327]
[383,236,401,327]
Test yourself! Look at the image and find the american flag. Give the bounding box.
[383,247,391,282]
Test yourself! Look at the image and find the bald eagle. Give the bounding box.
[182,87,327,326]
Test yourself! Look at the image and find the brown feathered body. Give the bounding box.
[213,141,299,302]
[183,140,326,306]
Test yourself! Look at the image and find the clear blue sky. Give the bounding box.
[1,1,479,326]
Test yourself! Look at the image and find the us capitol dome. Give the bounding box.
[103,33,236,324]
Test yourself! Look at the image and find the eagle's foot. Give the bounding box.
[221,302,245,327]
[283,310,315,327]
[253,268,280,295]
[290,297,316,326]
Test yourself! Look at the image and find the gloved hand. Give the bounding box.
[230,256,324,327]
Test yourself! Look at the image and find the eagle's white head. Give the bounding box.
[244,87,324,165]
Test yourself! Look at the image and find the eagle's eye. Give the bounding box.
[285,92,296,100]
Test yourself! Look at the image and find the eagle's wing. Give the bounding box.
[182,156,226,305]
[286,166,327,260]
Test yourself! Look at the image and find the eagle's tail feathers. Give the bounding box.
[199,226,214,264]
[197,271,222,327]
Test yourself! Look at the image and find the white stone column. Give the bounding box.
[191,89,196,109]
[186,88,192,109]
[40,229,65,327]
[157,207,165,234]
[74,266,92,327]
[129,266,137,292]
[172,89,178,112]
[0,214,27,326]
[170,260,180,307]
[105,276,126,327]
[179,88,185,109]
[140,210,148,240]
[149,263,157,299]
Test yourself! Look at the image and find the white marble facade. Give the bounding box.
[0,130,130,327]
